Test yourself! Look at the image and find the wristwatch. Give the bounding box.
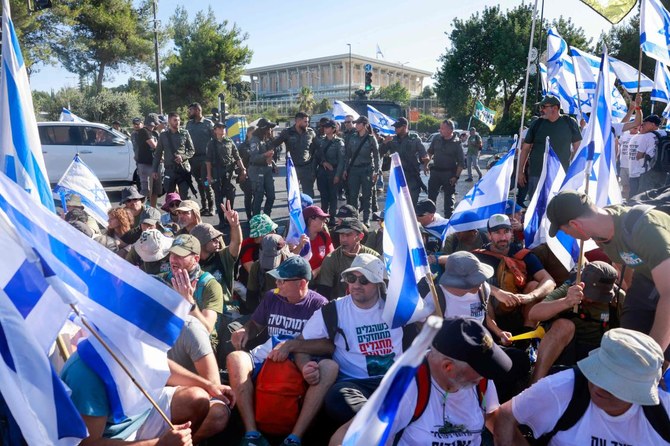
[190,302,197,312]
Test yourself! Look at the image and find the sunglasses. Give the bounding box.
[276,278,302,285]
[169,201,182,208]
[343,273,370,285]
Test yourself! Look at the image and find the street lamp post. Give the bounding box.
[347,43,352,101]
[152,0,163,115]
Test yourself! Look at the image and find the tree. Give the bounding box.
[81,89,142,123]
[52,0,154,91]
[162,7,252,111]
[419,86,435,99]
[315,98,331,114]
[113,78,159,117]
[416,114,441,133]
[371,82,410,106]
[296,87,315,114]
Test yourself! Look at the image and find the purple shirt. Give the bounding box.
[252,289,328,338]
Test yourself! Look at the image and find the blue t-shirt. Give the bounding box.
[60,352,150,439]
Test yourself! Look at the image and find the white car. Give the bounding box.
[37,121,137,184]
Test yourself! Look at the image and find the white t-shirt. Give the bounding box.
[440,284,487,323]
[301,296,403,380]
[512,369,670,446]
[629,131,665,178]
[388,373,499,446]
[618,132,634,169]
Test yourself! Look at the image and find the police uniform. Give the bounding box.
[206,136,241,224]
[427,134,464,218]
[315,135,345,216]
[270,125,318,197]
[248,134,275,216]
[153,129,195,200]
[345,132,380,224]
[381,133,427,205]
[186,118,215,213]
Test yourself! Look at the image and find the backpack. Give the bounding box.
[533,367,670,444]
[649,131,670,173]
[254,357,308,436]
[473,248,531,294]
[392,359,489,445]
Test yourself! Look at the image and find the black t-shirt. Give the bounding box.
[136,127,155,165]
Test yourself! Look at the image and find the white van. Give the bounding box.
[37,121,137,184]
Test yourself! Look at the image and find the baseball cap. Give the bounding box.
[169,234,201,257]
[336,204,359,219]
[440,251,494,289]
[487,214,512,232]
[257,234,286,271]
[144,113,160,126]
[353,116,369,124]
[175,200,201,214]
[579,261,618,303]
[249,214,278,238]
[392,117,409,128]
[135,229,173,262]
[537,95,561,107]
[643,114,662,126]
[257,118,277,129]
[132,117,142,125]
[578,328,664,405]
[335,218,365,234]
[268,255,312,281]
[303,205,329,221]
[432,317,512,381]
[140,207,161,226]
[322,119,337,128]
[190,223,223,247]
[341,253,386,289]
[301,193,314,208]
[547,191,592,237]
[415,199,437,217]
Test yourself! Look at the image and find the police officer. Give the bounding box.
[269,111,318,197]
[381,117,429,205]
[237,125,256,221]
[315,119,345,216]
[153,112,195,200]
[206,122,246,227]
[343,116,380,226]
[186,102,215,216]
[248,119,277,217]
[427,119,464,218]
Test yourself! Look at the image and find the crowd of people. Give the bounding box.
[46,99,670,446]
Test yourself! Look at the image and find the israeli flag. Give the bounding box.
[523,139,565,249]
[1,0,55,212]
[382,153,432,329]
[546,28,580,116]
[342,316,442,446]
[609,56,654,93]
[53,155,112,227]
[552,47,622,271]
[285,154,311,259]
[652,60,670,103]
[332,100,360,122]
[0,215,88,444]
[446,146,516,234]
[539,63,548,96]
[641,0,670,66]
[367,104,396,136]
[58,107,88,123]
[0,170,190,421]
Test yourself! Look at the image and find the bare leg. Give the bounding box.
[226,351,258,432]
[328,420,353,446]
[291,359,339,438]
[530,319,575,385]
[192,401,231,443]
[170,386,210,433]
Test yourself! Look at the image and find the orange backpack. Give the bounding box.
[473,248,530,294]
[254,359,308,436]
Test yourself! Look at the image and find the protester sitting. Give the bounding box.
[291,205,334,281]
[226,256,334,446]
[504,199,525,245]
[415,199,449,253]
[330,204,360,248]
[160,192,182,229]
[175,200,202,235]
[364,211,384,255]
[246,234,293,313]
[106,207,134,256]
[494,328,670,446]
[317,218,380,300]
[131,229,172,274]
[120,185,146,227]
[334,317,512,446]
[238,213,279,286]
[528,261,623,384]
[124,206,163,247]
[65,194,101,235]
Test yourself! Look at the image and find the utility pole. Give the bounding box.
[153,0,163,115]
[347,44,352,101]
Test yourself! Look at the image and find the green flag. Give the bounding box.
[579,0,637,24]
[473,101,496,130]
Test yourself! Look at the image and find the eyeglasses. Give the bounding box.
[343,273,371,285]
[169,201,181,208]
[344,121,353,124]
[125,198,142,203]
[276,278,303,285]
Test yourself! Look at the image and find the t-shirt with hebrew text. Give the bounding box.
[251,289,328,338]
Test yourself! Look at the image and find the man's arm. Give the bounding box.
[527,283,582,324]
[520,269,556,304]
[493,401,531,446]
[267,335,336,363]
[81,415,192,446]
[517,142,532,187]
[649,258,670,353]
[152,135,164,172]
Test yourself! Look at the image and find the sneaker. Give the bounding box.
[201,208,214,217]
[465,178,474,182]
[238,433,270,446]
[282,435,302,446]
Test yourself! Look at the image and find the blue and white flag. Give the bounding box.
[552,48,622,271]
[652,60,670,103]
[641,0,670,66]
[53,155,112,227]
[523,139,566,249]
[0,0,55,212]
[609,56,654,93]
[285,154,311,259]
[367,104,396,136]
[546,28,580,116]
[58,107,88,123]
[332,100,360,122]
[422,215,450,243]
[343,316,442,446]
[446,147,516,234]
[382,153,432,329]
[0,170,190,421]
[539,63,548,96]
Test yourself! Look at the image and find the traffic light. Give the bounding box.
[365,71,373,92]
[32,0,53,11]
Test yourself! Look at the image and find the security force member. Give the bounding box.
[153,112,195,200]
[270,111,318,197]
[427,119,465,218]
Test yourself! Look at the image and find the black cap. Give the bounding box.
[188,102,202,110]
[415,199,437,216]
[112,120,121,126]
[537,95,561,107]
[643,114,662,126]
[392,117,409,128]
[132,117,142,125]
[432,317,512,381]
[547,191,592,237]
[578,261,618,303]
[213,122,226,129]
[353,116,369,124]
[335,217,365,234]
[257,118,277,129]
[144,113,160,126]
[336,204,359,219]
[322,119,337,128]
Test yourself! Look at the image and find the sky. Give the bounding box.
[27,0,630,92]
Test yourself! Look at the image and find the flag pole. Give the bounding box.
[69,304,175,429]
[513,0,540,207]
